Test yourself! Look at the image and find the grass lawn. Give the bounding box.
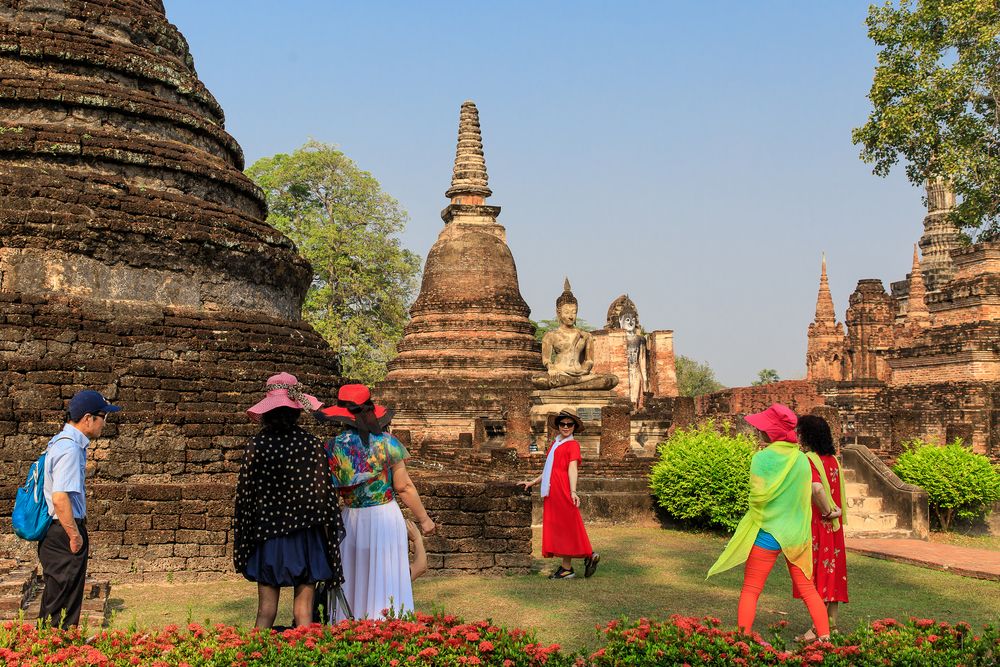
[109,524,1000,654]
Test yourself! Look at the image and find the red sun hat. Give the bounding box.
[316,383,393,427]
[744,403,798,443]
[246,372,322,423]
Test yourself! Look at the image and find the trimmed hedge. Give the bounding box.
[649,421,756,531]
[893,439,1000,531]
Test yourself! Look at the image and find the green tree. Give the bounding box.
[751,368,781,386]
[852,0,1000,240]
[531,318,594,343]
[247,141,421,384]
[675,355,724,397]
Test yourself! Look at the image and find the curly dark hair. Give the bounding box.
[796,414,835,456]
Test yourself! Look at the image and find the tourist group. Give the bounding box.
[29,379,843,643]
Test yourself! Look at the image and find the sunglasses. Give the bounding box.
[557,421,576,427]
[90,412,108,420]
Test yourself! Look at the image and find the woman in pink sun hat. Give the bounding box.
[707,403,832,642]
[234,373,345,629]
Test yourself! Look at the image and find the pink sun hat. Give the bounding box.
[246,372,322,422]
[744,403,798,443]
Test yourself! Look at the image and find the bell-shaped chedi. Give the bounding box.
[0,1,341,575]
[378,101,541,449]
[384,101,541,381]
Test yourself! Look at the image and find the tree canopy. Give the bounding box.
[675,355,725,397]
[531,318,594,342]
[751,368,781,386]
[852,0,1000,240]
[247,141,421,384]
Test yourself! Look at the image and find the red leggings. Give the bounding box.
[737,545,830,636]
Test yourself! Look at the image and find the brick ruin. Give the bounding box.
[710,180,999,461]
[0,0,349,579]
[376,101,544,453]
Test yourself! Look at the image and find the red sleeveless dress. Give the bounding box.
[541,439,593,559]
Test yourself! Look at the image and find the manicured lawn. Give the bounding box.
[109,524,1000,653]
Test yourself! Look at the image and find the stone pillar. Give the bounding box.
[599,402,631,460]
[591,330,629,400]
[504,390,533,455]
[648,330,678,396]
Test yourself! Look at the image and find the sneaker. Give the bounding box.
[548,566,575,579]
[584,552,601,578]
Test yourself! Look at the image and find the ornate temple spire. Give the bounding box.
[814,253,837,326]
[918,177,960,290]
[445,100,492,203]
[905,244,931,328]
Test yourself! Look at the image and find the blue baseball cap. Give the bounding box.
[68,390,122,422]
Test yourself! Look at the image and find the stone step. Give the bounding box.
[843,467,857,483]
[531,491,655,525]
[846,494,883,513]
[844,482,869,498]
[843,528,914,540]
[576,477,651,493]
[844,511,899,534]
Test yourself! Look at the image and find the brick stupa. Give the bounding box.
[0,1,342,577]
[378,101,542,450]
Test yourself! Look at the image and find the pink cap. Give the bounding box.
[246,372,322,423]
[744,403,798,443]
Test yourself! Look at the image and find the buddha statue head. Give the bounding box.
[556,278,579,327]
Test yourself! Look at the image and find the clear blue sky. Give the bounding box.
[166,1,924,387]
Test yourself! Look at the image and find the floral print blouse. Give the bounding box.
[325,429,409,508]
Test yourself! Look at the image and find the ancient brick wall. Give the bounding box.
[647,331,678,397]
[413,478,533,575]
[695,380,825,420]
[0,292,343,574]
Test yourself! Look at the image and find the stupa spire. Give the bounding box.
[814,253,837,325]
[918,177,960,290]
[445,100,492,203]
[906,244,931,327]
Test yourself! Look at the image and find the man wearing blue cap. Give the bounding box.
[39,389,121,629]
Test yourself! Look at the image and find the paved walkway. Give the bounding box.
[846,538,1000,581]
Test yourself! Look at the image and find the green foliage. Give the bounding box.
[852,0,1000,240]
[649,421,756,531]
[893,438,1000,531]
[247,141,421,384]
[531,318,594,342]
[751,368,780,386]
[674,355,725,397]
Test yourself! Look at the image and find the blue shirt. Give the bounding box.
[43,424,90,519]
[754,529,781,550]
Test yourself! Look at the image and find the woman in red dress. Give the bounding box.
[794,415,847,639]
[521,409,600,579]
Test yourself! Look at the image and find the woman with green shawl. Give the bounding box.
[707,404,830,640]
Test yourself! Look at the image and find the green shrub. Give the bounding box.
[648,421,756,531]
[893,439,1000,531]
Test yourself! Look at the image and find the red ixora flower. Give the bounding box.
[478,640,494,652]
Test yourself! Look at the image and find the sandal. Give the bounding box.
[584,552,601,578]
[548,566,575,580]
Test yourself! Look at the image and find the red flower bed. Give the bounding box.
[0,614,995,665]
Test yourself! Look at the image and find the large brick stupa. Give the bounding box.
[0,0,342,576]
[378,101,543,449]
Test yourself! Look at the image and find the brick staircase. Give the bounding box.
[0,558,111,629]
[841,466,915,539]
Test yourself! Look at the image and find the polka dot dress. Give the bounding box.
[233,425,345,584]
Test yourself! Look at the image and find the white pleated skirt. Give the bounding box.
[334,501,413,621]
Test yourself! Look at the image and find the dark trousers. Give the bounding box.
[37,519,88,629]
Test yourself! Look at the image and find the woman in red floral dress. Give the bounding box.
[521,409,600,579]
[794,415,847,639]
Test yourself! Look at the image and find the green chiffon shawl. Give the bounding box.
[707,441,813,579]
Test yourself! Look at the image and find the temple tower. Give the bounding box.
[918,178,961,291]
[0,1,342,574]
[844,280,895,382]
[806,255,847,381]
[903,246,931,329]
[378,101,542,448]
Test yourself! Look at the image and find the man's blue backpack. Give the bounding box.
[12,452,52,541]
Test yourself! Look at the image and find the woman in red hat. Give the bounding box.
[234,373,344,629]
[318,384,435,620]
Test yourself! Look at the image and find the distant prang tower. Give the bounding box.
[0,1,342,574]
[378,101,543,449]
